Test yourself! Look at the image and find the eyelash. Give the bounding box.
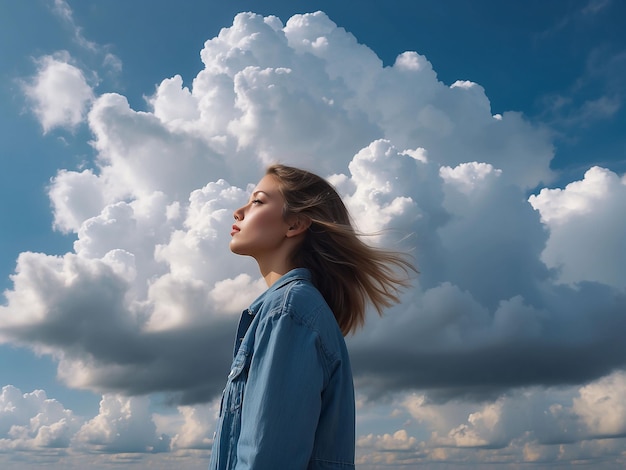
[251,199,262,205]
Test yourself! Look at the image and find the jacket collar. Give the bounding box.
[247,268,311,317]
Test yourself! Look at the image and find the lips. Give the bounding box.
[230,225,240,236]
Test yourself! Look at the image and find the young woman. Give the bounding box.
[209,164,413,470]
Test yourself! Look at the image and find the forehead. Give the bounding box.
[252,174,281,195]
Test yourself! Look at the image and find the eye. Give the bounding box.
[251,199,262,205]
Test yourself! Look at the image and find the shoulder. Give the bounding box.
[253,269,346,344]
[260,276,343,336]
[258,277,326,323]
[284,280,348,357]
[256,277,349,376]
[280,278,330,327]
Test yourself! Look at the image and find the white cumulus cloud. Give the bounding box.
[22,52,94,133]
[529,166,626,288]
[73,394,169,453]
[0,385,81,451]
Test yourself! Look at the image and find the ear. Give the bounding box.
[285,215,312,238]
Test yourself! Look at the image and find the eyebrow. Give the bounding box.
[252,190,270,197]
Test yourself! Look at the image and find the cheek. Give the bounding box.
[244,212,286,241]
[256,217,287,241]
[255,209,286,230]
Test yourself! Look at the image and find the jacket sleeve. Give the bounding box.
[235,308,324,469]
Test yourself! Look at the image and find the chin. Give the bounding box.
[229,242,246,256]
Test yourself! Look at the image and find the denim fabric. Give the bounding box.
[209,268,355,470]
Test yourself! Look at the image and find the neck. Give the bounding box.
[262,270,288,287]
[257,258,296,287]
[254,237,303,287]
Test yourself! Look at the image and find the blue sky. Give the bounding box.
[1,0,625,468]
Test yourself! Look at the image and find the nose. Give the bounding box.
[233,206,244,221]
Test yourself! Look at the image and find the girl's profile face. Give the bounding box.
[230,175,291,261]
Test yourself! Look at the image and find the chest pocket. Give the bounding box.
[220,348,251,415]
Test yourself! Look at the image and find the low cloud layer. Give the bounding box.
[2,9,625,468]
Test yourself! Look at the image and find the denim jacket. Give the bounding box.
[209,268,355,470]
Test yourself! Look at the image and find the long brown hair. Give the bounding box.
[266,164,415,335]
